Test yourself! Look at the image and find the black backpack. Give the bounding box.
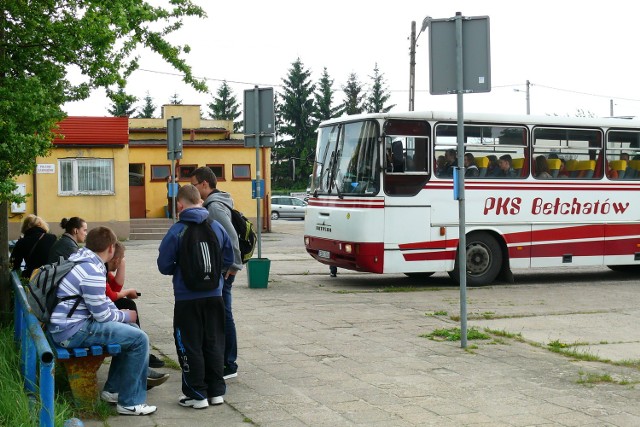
[25,258,83,323]
[178,219,222,291]
[204,200,256,264]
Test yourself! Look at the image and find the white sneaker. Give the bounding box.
[209,396,224,405]
[100,390,118,404]
[179,395,209,409]
[116,403,157,416]
[223,371,238,380]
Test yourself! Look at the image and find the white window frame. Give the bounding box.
[58,158,115,196]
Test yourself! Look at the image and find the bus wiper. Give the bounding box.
[327,151,343,199]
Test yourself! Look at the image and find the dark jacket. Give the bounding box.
[157,207,234,302]
[48,233,79,263]
[11,227,57,278]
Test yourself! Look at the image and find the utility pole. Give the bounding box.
[610,99,614,116]
[525,79,531,115]
[409,21,417,111]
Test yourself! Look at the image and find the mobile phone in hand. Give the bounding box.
[136,292,142,296]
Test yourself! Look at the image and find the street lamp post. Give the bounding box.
[408,16,432,111]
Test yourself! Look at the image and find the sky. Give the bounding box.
[63,1,640,120]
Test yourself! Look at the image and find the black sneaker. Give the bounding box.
[147,369,169,390]
[149,353,165,368]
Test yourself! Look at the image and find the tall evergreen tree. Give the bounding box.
[276,58,316,187]
[339,73,366,116]
[365,63,395,113]
[313,67,340,125]
[208,81,242,132]
[136,91,156,118]
[107,87,137,117]
[169,92,183,105]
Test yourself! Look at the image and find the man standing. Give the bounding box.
[190,166,242,380]
[157,185,234,409]
[47,227,156,416]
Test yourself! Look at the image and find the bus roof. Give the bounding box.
[319,111,640,129]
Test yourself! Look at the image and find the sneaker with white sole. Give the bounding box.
[179,395,209,409]
[116,403,157,416]
[223,368,237,380]
[209,396,224,405]
[100,390,118,404]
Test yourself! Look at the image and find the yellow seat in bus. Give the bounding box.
[608,160,626,179]
[628,160,640,179]
[576,160,596,178]
[475,156,489,177]
[512,158,525,176]
[547,159,561,178]
[565,159,579,177]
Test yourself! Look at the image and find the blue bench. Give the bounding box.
[12,271,121,424]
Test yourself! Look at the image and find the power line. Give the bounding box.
[137,68,640,104]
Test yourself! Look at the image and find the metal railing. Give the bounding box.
[11,270,55,427]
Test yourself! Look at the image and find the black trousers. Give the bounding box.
[174,296,226,399]
[114,298,140,327]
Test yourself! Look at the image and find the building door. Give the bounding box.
[129,163,146,218]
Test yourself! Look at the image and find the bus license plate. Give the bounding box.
[318,250,331,259]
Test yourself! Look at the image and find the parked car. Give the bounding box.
[271,196,307,220]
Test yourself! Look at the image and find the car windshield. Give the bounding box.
[313,120,380,196]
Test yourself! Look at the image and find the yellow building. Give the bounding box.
[128,104,271,224]
[9,105,271,240]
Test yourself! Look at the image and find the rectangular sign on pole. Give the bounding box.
[167,117,183,160]
[429,16,491,95]
[244,87,275,148]
[251,179,265,199]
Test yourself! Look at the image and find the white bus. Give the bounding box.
[303,111,640,285]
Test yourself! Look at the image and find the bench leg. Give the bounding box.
[59,355,107,407]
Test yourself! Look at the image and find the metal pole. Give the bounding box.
[455,12,468,349]
[610,99,614,116]
[171,160,176,223]
[409,21,417,111]
[254,86,262,258]
[526,79,531,115]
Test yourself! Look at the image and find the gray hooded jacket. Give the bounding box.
[203,190,243,272]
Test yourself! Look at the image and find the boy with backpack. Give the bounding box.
[190,166,246,380]
[157,184,234,409]
[47,226,156,416]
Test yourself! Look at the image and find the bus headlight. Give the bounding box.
[304,237,310,246]
[344,243,353,254]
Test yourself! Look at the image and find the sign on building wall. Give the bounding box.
[36,164,55,174]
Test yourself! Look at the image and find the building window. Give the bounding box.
[207,164,225,181]
[59,158,114,195]
[232,164,251,180]
[178,164,196,180]
[151,165,171,181]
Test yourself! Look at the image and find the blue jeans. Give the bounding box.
[223,274,237,372]
[62,320,149,407]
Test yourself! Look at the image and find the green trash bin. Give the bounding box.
[247,258,270,288]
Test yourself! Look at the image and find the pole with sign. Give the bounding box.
[167,117,183,222]
[244,87,274,288]
[428,12,491,348]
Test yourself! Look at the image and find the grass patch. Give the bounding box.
[0,323,79,426]
[420,327,490,341]
[577,371,615,385]
[425,310,448,316]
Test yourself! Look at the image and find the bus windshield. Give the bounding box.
[313,120,380,196]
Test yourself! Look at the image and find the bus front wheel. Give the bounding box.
[449,232,502,286]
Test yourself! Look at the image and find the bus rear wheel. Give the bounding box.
[449,232,502,286]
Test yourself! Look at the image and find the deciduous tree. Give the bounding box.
[0,0,207,322]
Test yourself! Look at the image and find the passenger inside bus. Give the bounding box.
[443,149,457,176]
[391,140,405,172]
[486,155,498,176]
[464,153,480,177]
[494,154,518,178]
[436,155,447,176]
[534,155,552,179]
